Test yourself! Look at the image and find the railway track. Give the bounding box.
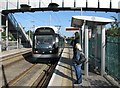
[1,49,31,68]
[1,50,57,88]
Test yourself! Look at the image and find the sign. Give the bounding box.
[35,27,55,34]
[66,27,80,31]
[39,29,51,33]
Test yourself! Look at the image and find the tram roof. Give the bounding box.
[35,26,59,34]
[71,16,115,27]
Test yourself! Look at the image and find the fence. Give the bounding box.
[89,33,101,72]
[89,34,120,81]
[106,36,120,80]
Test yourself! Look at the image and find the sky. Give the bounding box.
[13,11,118,37]
[1,0,120,37]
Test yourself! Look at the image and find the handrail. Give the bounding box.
[7,13,32,46]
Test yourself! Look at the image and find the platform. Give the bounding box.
[0,47,119,87]
[48,47,119,88]
[0,48,32,59]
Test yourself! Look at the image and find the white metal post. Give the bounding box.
[29,29,30,40]
[81,20,86,48]
[84,25,89,77]
[101,25,106,76]
[0,11,2,52]
[0,11,2,88]
[79,29,82,46]
[6,16,8,50]
[80,7,83,15]
[17,0,19,9]
[17,28,19,49]
[28,0,30,5]
[19,36,21,49]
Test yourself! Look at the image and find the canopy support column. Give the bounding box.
[101,25,106,76]
[81,20,86,48]
[84,25,89,77]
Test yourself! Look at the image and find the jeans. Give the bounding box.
[73,49,82,84]
[73,64,82,84]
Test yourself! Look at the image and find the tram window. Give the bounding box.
[35,35,54,48]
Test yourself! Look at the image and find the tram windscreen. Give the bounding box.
[35,35,54,48]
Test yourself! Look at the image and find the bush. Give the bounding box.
[106,28,120,36]
[106,16,120,36]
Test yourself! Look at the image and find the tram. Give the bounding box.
[32,26,64,61]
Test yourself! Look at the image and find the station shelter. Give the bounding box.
[70,16,114,76]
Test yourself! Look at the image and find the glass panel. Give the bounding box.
[35,35,54,48]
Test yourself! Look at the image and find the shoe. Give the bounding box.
[78,82,82,84]
[78,81,82,84]
[74,81,82,84]
[74,80,78,84]
[74,82,82,87]
[78,83,82,86]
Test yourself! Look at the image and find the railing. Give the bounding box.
[8,13,18,29]
[2,41,18,51]
[18,23,32,46]
[7,13,32,47]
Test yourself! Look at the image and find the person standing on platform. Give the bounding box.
[72,32,83,84]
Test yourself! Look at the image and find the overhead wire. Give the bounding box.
[25,12,47,25]
[14,13,40,26]
[41,0,62,26]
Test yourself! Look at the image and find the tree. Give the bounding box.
[110,16,120,30]
[106,16,120,36]
[2,31,15,41]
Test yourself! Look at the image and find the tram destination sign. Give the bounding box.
[39,29,51,33]
[35,27,55,34]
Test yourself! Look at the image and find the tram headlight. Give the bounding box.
[35,51,38,53]
[53,41,55,44]
[56,37,58,42]
[48,45,52,48]
[49,51,52,53]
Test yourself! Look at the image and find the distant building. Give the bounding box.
[118,1,120,27]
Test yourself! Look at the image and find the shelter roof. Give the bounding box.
[71,16,115,27]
